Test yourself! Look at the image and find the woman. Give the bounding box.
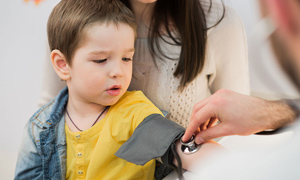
[39,0,249,128]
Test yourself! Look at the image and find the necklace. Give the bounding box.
[65,106,109,131]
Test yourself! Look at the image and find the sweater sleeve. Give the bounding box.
[207,6,250,95]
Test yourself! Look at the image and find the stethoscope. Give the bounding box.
[180,125,295,155]
[180,135,201,155]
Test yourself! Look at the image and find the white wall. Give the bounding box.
[0,0,59,179]
[0,0,299,179]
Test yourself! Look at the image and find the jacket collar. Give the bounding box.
[31,87,69,129]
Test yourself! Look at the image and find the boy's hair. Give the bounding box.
[47,0,136,65]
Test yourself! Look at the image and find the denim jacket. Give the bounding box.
[14,87,69,180]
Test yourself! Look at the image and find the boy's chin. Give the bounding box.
[102,97,123,106]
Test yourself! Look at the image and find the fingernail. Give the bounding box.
[196,137,205,144]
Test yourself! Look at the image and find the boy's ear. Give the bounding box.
[51,50,71,80]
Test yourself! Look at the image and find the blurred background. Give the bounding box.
[0,0,299,179]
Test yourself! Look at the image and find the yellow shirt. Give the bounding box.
[65,91,163,180]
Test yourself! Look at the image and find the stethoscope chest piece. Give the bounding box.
[180,135,201,155]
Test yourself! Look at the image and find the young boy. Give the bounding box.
[14,0,223,179]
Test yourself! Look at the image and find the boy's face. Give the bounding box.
[67,23,135,107]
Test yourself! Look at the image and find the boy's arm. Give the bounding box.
[15,122,43,180]
[115,114,185,165]
[115,114,226,172]
[173,139,226,171]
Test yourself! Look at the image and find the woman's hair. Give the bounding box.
[120,0,224,89]
[47,0,136,65]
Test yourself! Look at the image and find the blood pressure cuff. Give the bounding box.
[115,113,185,166]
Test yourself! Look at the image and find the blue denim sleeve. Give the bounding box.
[14,121,43,180]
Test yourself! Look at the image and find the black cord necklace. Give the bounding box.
[65,106,109,131]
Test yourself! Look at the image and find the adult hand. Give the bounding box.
[182,89,296,144]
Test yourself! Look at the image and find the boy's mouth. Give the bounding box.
[106,85,121,96]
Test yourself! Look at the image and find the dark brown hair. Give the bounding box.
[120,0,224,89]
[47,0,136,65]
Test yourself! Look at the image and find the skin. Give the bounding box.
[51,22,135,132]
[131,0,157,4]
[183,0,300,144]
[128,0,157,39]
[267,0,300,62]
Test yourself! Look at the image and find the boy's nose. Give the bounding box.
[109,62,124,78]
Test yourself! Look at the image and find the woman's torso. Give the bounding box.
[129,2,249,127]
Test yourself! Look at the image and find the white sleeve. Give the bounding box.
[208,6,250,95]
[38,47,66,107]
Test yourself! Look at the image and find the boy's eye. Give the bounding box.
[93,59,107,63]
[122,58,132,62]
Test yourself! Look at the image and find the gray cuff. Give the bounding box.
[115,114,185,165]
